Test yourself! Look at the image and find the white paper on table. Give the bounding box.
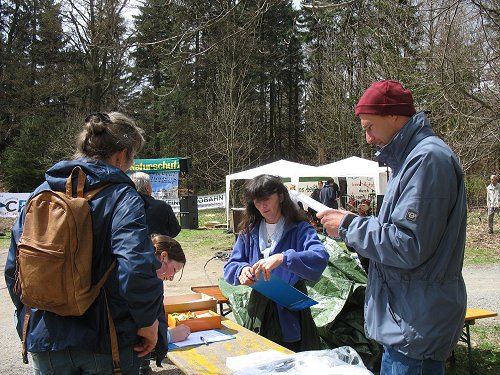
[288,190,330,212]
[226,350,291,371]
[168,329,234,349]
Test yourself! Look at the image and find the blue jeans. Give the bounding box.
[381,346,445,375]
[31,346,141,375]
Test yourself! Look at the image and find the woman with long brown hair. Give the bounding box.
[224,174,329,352]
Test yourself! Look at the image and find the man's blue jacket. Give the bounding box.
[339,112,467,361]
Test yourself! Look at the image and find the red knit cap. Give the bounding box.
[355,80,416,117]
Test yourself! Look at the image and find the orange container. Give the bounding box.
[164,293,217,315]
[168,310,221,332]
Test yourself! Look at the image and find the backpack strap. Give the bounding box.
[66,166,111,200]
[104,288,122,375]
[96,260,117,290]
[21,306,31,364]
[94,260,121,374]
[66,166,86,198]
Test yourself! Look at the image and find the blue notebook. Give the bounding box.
[251,274,317,311]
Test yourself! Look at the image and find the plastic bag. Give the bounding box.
[231,346,373,375]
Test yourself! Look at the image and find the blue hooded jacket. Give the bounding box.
[5,159,168,364]
[339,112,467,361]
[224,220,328,342]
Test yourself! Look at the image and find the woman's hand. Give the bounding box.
[238,266,256,285]
[170,324,191,342]
[252,254,284,281]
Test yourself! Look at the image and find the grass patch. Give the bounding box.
[464,247,499,266]
[0,236,10,249]
[446,325,500,374]
[464,208,499,266]
[175,228,234,258]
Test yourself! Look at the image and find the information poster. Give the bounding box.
[129,158,182,199]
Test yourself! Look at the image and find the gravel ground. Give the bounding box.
[0,246,498,375]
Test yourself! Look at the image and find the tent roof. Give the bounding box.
[226,159,319,181]
[294,156,383,178]
[314,156,385,178]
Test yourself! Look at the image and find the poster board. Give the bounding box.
[129,158,181,199]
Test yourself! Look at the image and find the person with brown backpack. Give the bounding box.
[5,112,168,375]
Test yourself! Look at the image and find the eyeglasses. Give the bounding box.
[85,112,111,124]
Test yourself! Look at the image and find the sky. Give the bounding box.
[125,1,302,17]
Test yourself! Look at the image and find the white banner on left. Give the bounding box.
[0,192,226,218]
[165,193,226,213]
[0,193,30,218]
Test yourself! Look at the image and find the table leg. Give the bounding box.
[219,302,232,316]
[465,323,473,375]
[449,349,456,368]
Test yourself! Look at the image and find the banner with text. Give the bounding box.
[129,158,181,199]
[129,158,181,172]
[0,193,30,218]
[164,193,226,214]
[0,192,226,217]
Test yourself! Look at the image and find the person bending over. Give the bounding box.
[140,234,189,375]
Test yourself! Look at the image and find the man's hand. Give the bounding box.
[317,209,352,238]
[239,265,256,285]
[134,319,159,357]
[170,324,191,343]
[252,254,284,281]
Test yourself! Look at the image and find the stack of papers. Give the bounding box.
[168,329,235,349]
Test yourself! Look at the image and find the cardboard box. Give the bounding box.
[168,310,221,332]
[164,293,217,314]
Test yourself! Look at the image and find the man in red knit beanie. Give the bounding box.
[318,80,467,375]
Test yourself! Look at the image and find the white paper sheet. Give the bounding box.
[168,329,235,349]
[288,190,330,212]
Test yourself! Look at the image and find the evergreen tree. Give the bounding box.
[0,1,33,153]
[63,0,131,111]
[300,1,422,163]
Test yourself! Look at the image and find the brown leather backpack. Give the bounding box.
[14,166,121,373]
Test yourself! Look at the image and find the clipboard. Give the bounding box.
[251,274,317,311]
[168,329,235,349]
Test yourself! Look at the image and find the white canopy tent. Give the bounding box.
[295,157,389,193]
[224,157,391,226]
[314,156,390,195]
[225,159,320,225]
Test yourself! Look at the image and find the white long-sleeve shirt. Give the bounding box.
[487,183,500,208]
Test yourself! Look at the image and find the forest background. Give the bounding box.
[0,0,498,205]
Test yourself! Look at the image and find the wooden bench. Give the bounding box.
[450,308,497,374]
[191,285,232,316]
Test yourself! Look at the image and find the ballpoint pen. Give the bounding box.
[200,336,209,346]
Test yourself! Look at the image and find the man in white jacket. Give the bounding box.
[487,174,499,234]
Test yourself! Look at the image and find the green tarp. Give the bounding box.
[218,236,381,371]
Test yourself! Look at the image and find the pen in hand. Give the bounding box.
[200,336,209,346]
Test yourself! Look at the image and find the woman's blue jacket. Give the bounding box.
[5,159,168,364]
